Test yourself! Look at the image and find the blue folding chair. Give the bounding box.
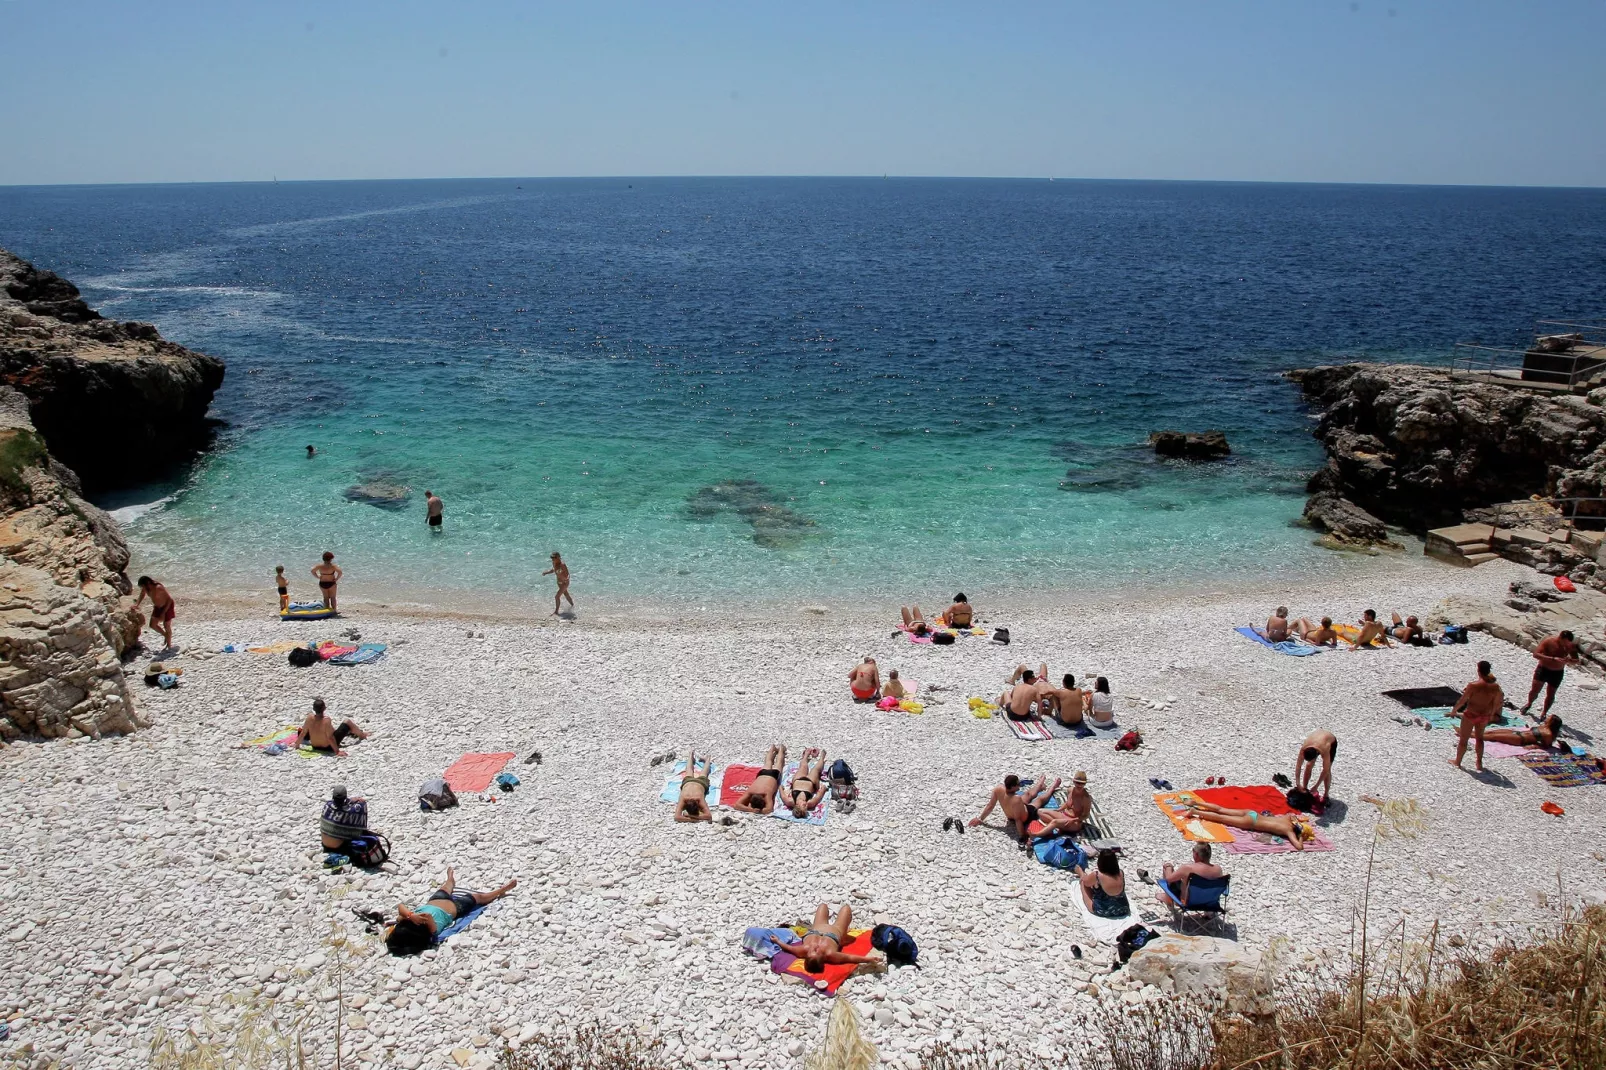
[1157,873,1231,933]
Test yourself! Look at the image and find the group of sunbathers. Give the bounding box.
[1260,606,1425,649]
[673,745,832,821]
[998,663,1115,728]
[899,593,975,636]
[969,770,1095,839]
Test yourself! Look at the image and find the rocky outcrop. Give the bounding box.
[1302,491,1395,548]
[1126,934,1274,1016]
[1288,364,1606,542]
[1149,430,1231,460]
[1,247,225,493]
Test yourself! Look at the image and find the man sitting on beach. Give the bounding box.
[849,657,881,702]
[1260,607,1291,643]
[1293,730,1337,804]
[320,785,371,851]
[942,593,974,628]
[295,698,369,756]
[1346,609,1392,649]
[1288,616,1340,647]
[1451,661,1504,773]
[968,773,1061,840]
[1044,673,1090,728]
[1158,843,1224,904]
[1000,664,1051,719]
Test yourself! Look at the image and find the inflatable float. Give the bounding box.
[282,601,337,621]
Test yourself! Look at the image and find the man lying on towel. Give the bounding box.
[773,904,882,974]
[675,749,715,823]
[968,773,1062,839]
[1288,616,1339,647]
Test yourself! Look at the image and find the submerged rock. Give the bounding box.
[344,480,412,510]
[1149,430,1231,460]
[687,479,816,549]
[1056,441,1159,493]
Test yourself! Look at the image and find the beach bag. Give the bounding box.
[830,758,856,786]
[932,631,955,645]
[870,924,920,969]
[288,646,318,667]
[1033,836,1087,871]
[417,778,459,811]
[1115,730,1142,751]
[1116,924,1161,964]
[347,832,390,868]
[1440,625,1469,645]
[991,628,1010,645]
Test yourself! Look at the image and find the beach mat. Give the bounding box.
[1335,624,1386,648]
[1516,751,1606,788]
[245,641,306,655]
[718,764,764,807]
[1005,716,1053,742]
[1223,825,1337,855]
[746,925,873,994]
[1483,740,1543,759]
[436,900,501,944]
[1191,784,1295,815]
[1384,687,1463,709]
[1152,791,1236,843]
[443,752,516,793]
[1072,885,1156,945]
[1234,626,1324,657]
[243,725,299,749]
[329,643,386,666]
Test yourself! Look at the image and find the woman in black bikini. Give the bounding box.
[384,867,517,955]
[779,747,828,818]
[734,744,786,814]
[311,551,342,612]
[1483,714,1563,749]
[675,750,714,823]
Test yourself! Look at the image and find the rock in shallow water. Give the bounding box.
[1148,430,1231,460]
[686,479,816,549]
[343,481,413,510]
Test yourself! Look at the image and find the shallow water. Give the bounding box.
[2,177,1602,604]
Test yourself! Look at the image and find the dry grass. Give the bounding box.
[497,1021,667,1070]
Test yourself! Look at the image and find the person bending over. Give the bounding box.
[296,698,369,756]
[779,747,829,818]
[943,593,974,628]
[384,868,517,955]
[1451,661,1504,773]
[1483,713,1564,750]
[1186,800,1315,850]
[773,904,882,974]
[849,657,881,702]
[734,744,787,814]
[1347,609,1392,649]
[969,773,1061,839]
[1288,616,1339,647]
[1260,607,1291,643]
[1294,730,1337,802]
[1074,849,1131,919]
[1160,843,1224,905]
[134,576,178,650]
[675,750,714,823]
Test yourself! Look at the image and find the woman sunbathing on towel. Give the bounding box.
[779,747,828,817]
[900,606,932,637]
[675,750,714,823]
[774,903,882,974]
[384,868,517,956]
[1185,800,1315,850]
[733,744,787,814]
[1483,714,1564,749]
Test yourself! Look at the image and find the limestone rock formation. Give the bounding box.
[1126,934,1274,1016]
[1148,430,1231,460]
[1,247,225,493]
[1288,363,1606,542]
[1302,491,1394,547]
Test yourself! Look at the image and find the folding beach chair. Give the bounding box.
[1158,874,1231,934]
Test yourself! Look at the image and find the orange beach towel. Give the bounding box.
[1153,791,1236,843]
[443,752,516,793]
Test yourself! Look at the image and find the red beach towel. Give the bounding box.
[1192,784,1295,815]
[719,764,763,807]
[443,752,516,793]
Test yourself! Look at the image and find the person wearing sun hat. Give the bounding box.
[1038,770,1093,836]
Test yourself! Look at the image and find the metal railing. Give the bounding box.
[1480,496,1606,536]
[1451,342,1605,392]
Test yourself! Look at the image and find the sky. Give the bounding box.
[2,0,1604,187]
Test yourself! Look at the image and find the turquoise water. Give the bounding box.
[2,178,1602,603]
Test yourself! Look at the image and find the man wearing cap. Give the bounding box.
[320,785,370,851]
[1040,771,1094,835]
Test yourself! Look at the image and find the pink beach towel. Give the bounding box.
[1223,826,1336,855]
[443,752,516,793]
[1482,741,1543,759]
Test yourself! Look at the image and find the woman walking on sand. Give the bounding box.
[544,551,573,615]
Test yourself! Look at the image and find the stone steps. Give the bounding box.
[1426,523,1496,567]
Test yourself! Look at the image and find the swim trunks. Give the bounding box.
[428,514,442,527]
[1535,666,1565,687]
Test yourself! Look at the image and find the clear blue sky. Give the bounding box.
[3,0,1604,187]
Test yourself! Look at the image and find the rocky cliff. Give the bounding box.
[0,247,225,740]
[1,248,225,493]
[1287,363,1606,543]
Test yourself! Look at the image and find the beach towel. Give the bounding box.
[968,697,998,718]
[443,752,517,793]
[1334,624,1387,648]
[243,726,300,749]
[1152,791,1236,843]
[770,761,829,825]
[328,643,386,666]
[659,760,725,805]
[1516,751,1606,788]
[246,641,308,655]
[1005,716,1053,742]
[435,900,501,944]
[1483,740,1543,759]
[742,926,797,961]
[1192,784,1294,815]
[768,929,875,994]
[1405,706,1510,731]
[315,640,359,661]
[1234,626,1324,657]
[1383,686,1464,709]
[718,764,764,808]
[1222,825,1337,855]
[1072,886,1146,945]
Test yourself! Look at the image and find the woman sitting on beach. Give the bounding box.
[899,606,932,637]
[734,744,787,814]
[1089,677,1116,727]
[675,750,714,823]
[849,657,881,702]
[778,747,828,818]
[941,593,973,628]
[384,868,517,955]
[1482,714,1564,750]
[773,903,882,974]
[1073,849,1131,919]
[1186,799,1316,850]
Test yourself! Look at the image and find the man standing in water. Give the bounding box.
[544,551,573,615]
[312,552,343,613]
[425,490,444,531]
[133,576,177,650]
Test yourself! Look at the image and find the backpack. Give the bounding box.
[1033,836,1087,871]
[346,832,391,868]
[418,778,459,811]
[1440,625,1469,645]
[870,924,920,969]
[829,759,856,786]
[1115,729,1142,751]
[932,631,955,645]
[1116,924,1162,964]
[288,646,318,667]
[991,628,1010,645]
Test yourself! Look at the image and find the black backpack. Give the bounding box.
[1116,924,1162,964]
[871,924,920,969]
[829,759,856,785]
[347,832,391,868]
[991,627,1011,645]
[932,631,955,645]
[288,646,318,667]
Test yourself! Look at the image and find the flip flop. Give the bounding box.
[1158,779,1174,791]
[1070,945,1083,960]
[942,817,954,832]
[1148,777,1165,789]
[1541,801,1565,816]
[1137,869,1155,885]
[954,817,966,835]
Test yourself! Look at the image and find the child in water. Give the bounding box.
[275,565,289,613]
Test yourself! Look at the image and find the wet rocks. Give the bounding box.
[687,479,816,549]
[1148,430,1231,460]
[1302,491,1394,548]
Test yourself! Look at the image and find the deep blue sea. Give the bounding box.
[2,178,1603,606]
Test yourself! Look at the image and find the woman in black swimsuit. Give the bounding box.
[779,747,828,818]
[735,743,786,814]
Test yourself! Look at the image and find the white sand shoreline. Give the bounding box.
[3,553,1604,1070]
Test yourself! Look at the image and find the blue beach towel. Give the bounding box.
[435,901,500,944]
[329,643,387,666]
[770,761,829,825]
[659,760,724,804]
[1235,626,1324,657]
[742,926,796,960]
